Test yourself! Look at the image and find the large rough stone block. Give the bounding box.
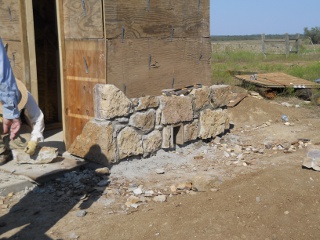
[129,109,156,134]
[142,130,162,156]
[135,96,159,111]
[210,85,233,108]
[13,147,59,164]
[69,120,116,165]
[117,127,143,159]
[199,109,229,139]
[189,86,211,112]
[94,84,132,119]
[160,96,193,125]
[184,120,199,142]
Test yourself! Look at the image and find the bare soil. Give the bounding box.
[1,94,320,240]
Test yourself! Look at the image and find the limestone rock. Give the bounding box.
[199,109,229,139]
[189,86,210,112]
[153,195,167,202]
[210,85,233,108]
[68,120,116,165]
[117,127,143,159]
[129,109,156,133]
[160,95,193,124]
[161,126,172,149]
[94,84,132,119]
[184,120,199,142]
[13,147,59,164]
[192,175,219,192]
[135,96,159,111]
[142,130,162,155]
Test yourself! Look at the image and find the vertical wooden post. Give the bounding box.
[285,33,289,56]
[56,0,67,144]
[261,33,266,56]
[296,33,300,54]
[25,0,38,102]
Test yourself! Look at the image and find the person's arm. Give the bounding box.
[23,92,44,155]
[0,38,21,119]
[24,92,44,142]
[0,38,21,139]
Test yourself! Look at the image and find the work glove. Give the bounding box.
[24,140,38,155]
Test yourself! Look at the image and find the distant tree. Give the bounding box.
[304,27,320,44]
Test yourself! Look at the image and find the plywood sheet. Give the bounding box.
[63,0,104,39]
[235,72,320,89]
[1,40,24,81]
[104,0,209,39]
[106,38,211,97]
[64,39,106,148]
[0,0,21,41]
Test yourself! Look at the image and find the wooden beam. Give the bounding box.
[56,0,67,145]
[25,0,38,102]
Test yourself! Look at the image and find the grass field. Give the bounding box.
[211,40,320,88]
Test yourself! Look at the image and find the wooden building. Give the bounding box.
[0,0,211,149]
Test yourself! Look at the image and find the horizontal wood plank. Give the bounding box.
[63,0,104,39]
[106,38,211,98]
[104,0,209,39]
[0,0,21,40]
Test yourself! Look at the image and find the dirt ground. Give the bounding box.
[1,92,320,240]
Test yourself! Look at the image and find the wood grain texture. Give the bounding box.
[63,0,104,39]
[0,0,21,40]
[104,0,209,39]
[1,40,24,81]
[64,39,106,148]
[106,38,211,98]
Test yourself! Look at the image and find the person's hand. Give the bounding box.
[24,140,38,155]
[2,118,21,140]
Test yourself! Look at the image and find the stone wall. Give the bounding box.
[68,84,232,166]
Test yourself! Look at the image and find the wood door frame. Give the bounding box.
[56,0,66,144]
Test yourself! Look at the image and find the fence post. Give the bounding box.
[261,33,266,57]
[285,33,289,57]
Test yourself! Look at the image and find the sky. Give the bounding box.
[210,0,320,36]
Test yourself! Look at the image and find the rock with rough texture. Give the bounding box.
[142,130,162,155]
[161,126,172,149]
[135,96,159,111]
[189,86,211,112]
[94,84,132,119]
[129,109,156,133]
[184,120,199,142]
[160,95,193,124]
[199,109,229,139]
[13,147,59,164]
[68,120,116,165]
[192,175,219,192]
[210,85,233,108]
[153,195,167,202]
[117,127,143,159]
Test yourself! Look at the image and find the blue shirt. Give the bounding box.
[0,38,21,119]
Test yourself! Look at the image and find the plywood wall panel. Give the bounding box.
[1,39,24,81]
[104,0,209,39]
[106,38,211,98]
[0,0,21,40]
[64,39,106,147]
[63,0,104,39]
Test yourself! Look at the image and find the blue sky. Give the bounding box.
[210,0,320,35]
